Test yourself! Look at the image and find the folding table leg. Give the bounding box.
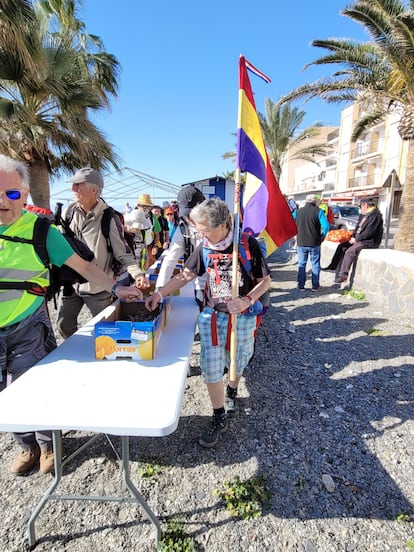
[27,430,63,547]
[120,436,162,542]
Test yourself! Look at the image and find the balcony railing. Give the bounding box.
[351,138,383,159]
[348,175,371,188]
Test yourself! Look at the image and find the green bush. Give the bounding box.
[213,475,271,520]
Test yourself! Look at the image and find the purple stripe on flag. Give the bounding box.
[236,129,266,182]
[242,183,269,235]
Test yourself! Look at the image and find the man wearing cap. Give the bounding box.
[156,184,206,307]
[293,194,330,291]
[57,167,146,339]
[335,198,383,284]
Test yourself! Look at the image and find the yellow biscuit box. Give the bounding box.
[94,301,164,361]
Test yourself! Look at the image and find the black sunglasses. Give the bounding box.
[3,189,23,200]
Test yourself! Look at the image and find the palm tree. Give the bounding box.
[37,0,119,107]
[0,0,120,209]
[259,98,332,181]
[276,0,414,253]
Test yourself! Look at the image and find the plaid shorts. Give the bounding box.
[198,307,256,383]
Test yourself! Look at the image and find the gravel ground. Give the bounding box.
[0,252,413,552]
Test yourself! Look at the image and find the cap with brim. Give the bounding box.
[178,185,205,217]
[137,193,153,207]
[66,167,103,188]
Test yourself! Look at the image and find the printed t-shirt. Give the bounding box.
[184,236,270,313]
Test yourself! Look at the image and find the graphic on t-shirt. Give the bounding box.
[206,253,245,301]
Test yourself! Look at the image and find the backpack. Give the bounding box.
[0,213,94,308]
[202,232,269,315]
[100,206,136,275]
[179,218,193,261]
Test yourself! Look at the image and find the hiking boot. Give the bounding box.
[199,413,227,448]
[39,449,55,474]
[10,448,40,476]
[225,395,239,415]
[334,274,348,284]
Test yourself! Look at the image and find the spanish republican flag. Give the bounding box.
[237,55,297,255]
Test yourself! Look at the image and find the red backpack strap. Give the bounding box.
[238,232,252,274]
[210,311,219,346]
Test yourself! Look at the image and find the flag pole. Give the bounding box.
[229,167,242,382]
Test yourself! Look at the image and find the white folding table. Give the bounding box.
[0,291,198,548]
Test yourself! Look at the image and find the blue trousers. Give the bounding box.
[297,245,321,289]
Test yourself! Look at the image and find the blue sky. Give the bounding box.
[52,0,367,197]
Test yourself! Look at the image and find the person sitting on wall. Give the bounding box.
[334,198,384,284]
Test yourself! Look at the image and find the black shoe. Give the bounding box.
[199,413,227,448]
[225,395,239,415]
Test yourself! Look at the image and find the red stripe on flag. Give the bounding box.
[265,159,297,246]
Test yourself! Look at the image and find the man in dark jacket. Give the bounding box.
[335,198,383,284]
[294,194,329,291]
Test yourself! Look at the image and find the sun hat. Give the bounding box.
[177,185,205,217]
[137,193,153,207]
[66,167,104,190]
[124,209,150,230]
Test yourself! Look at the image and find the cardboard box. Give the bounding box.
[95,301,163,361]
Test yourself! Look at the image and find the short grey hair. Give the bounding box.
[190,198,232,230]
[305,194,320,205]
[0,154,30,189]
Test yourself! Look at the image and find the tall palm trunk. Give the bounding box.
[394,139,414,252]
[28,159,51,210]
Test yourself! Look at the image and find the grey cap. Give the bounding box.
[66,167,104,189]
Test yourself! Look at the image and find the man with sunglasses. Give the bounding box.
[0,155,142,476]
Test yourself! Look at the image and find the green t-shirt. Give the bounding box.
[152,215,161,234]
[0,221,75,325]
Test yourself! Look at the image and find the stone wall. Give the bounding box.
[321,241,414,326]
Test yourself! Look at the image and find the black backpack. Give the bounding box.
[0,213,94,308]
[179,217,193,261]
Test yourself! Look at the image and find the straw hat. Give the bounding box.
[137,193,153,207]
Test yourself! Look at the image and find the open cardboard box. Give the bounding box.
[94,301,163,361]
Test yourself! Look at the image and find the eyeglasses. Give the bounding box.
[0,189,23,200]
